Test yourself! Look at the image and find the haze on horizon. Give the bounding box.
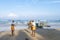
[0,0,60,20]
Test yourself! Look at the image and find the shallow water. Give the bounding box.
[0,25,28,32]
[43,22,60,29]
[0,22,60,31]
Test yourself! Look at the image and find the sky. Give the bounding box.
[0,0,60,20]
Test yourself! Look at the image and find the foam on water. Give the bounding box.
[0,20,60,31]
[0,25,28,32]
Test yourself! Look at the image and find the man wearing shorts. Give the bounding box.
[11,20,15,36]
[31,20,36,37]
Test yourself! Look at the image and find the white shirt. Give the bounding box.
[32,22,36,26]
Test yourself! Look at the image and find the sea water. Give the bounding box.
[43,22,60,29]
[0,21,28,32]
[0,20,60,32]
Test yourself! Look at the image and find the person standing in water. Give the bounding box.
[28,21,32,30]
[11,20,15,36]
[31,20,36,37]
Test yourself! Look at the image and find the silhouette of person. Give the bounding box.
[11,20,15,36]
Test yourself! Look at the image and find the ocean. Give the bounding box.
[0,20,60,32]
[0,20,28,32]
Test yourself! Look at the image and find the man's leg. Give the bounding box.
[34,30,35,37]
[32,30,33,36]
[12,30,14,36]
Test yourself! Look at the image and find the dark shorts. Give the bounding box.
[12,30,14,32]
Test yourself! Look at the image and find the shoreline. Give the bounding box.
[0,28,60,40]
[0,27,60,32]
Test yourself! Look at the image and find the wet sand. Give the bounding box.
[25,28,60,40]
[36,28,60,40]
[0,28,60,40]
[0,30,32,40]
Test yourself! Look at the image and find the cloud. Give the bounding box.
[31,0,60,4]
[44,1,60,4]
[51,1,60,3]
[7,13,19,19]
[0,16,4,18]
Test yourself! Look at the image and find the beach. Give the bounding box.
[36,28,60,40]
[0,29,32,40]
[0,0,60,40]
[0,21,60,40]
[0,28,60,40]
